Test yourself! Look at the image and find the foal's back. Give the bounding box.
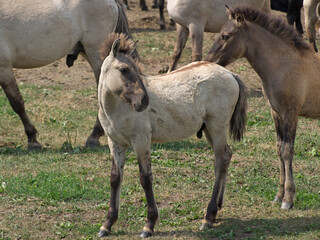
[143,62,240,142]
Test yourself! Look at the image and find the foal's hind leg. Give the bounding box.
[168,24,189,72]
[200,126,232,230]
[0,68,41,150]
[99,137,127,237]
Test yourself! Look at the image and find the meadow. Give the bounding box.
[0,2,319,239]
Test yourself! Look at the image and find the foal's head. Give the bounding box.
[205,6,249,66]
[99,33,149,112]
[205,5,310,66]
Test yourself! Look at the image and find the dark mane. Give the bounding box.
[100,33,136,60]
[229,5,310,50]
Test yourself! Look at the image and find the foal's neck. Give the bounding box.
[244,24,300,82]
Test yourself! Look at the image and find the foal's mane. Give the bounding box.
[100,33,136,60]
[229,6,310,50]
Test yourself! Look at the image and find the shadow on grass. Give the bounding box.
[0,144,110,156]
[154,216,320,239]
[0,138,210,155]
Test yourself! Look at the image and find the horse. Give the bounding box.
[271,0,304,34]
[304,0,320,52]
[166,0,271,72]
[97,33,247,238]
[205,5,320,210]
[123,0,166,29]
[0,0,133,150]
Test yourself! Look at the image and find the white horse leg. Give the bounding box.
[189,23,204,62]
[0,67,41,150]
[133,141,159,238]
[99,137,127,237]
[200,125,232,230]
[80,50,105,147]
[168,24,189,72]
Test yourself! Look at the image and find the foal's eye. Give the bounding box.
[119,67,129,74]
[221,34,230,40]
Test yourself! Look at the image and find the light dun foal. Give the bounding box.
[97,34,247,238]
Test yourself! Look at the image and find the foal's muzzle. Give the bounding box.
[132,93,149,112]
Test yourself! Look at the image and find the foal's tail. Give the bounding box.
[229,74,247,141]
[114,0,139,59]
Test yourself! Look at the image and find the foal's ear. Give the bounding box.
[235,13,245,25]
[130,40,139,57]
[111,38,121,57]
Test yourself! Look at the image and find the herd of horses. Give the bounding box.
[1,0,320,238]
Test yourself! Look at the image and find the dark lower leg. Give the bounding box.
[168,25,189,72]
[100,159,122,236]
[203,145,231,227]
[139,165,158,236]
[140,0,148,11]
[158,0,165,29]
[85,116,104,147]
[1,80,40,149]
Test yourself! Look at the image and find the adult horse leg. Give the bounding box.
[81,50,105,147]
[140,0,149,11]
[287,0,303,34]
[0,68,41,150]
[98,137,127,237]
[271,110,297,209]
[151,0,158,9]
[189,23,204,62]
[158,0,165,30]
[200,125,232,230]
[304,0,319,52]
[168,24,189,72]
[133,140,159,238]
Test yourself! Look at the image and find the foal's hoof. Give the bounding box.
[27,142,42,151]
[272,197,282,204]
[98,229,110,238]
[160,24,166,30]
[140,231,153,238]
[85,137,101,148]
[281,202,294,210]
[199,222,213,231]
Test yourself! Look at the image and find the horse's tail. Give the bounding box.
[114,0,139,59]
[229,74,247,141]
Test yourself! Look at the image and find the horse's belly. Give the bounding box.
[150,113,204,143]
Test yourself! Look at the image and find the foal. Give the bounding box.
[206,6,320,210]
[97,33,247,238]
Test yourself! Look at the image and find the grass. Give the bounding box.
[1,22,320,240]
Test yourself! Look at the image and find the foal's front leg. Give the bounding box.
[133,141,159,238]
[272,110,297,209]
[98,137,127,237]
